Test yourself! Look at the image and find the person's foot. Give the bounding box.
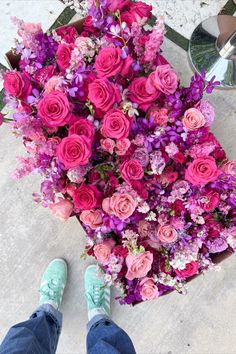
[84,265,110,320]
[39,258,68,310]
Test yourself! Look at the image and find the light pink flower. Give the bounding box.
[182,108,206,131]
[80,210,103,230]
[102,193,137,220]
[220,160,236,178]
[116,138,131,155]
[101,138,115,154]
[146,64,178,95]
[156,224,178,243]
[94,239,115,265]
[49,197,73,221]
[126,251,153,280]
[139,277,159,301]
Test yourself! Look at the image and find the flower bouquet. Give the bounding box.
[1,0,236,305]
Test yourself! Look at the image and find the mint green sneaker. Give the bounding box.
[39,258,68,310]
[84,265,110,320]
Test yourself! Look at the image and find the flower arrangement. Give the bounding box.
[1,0,236,305]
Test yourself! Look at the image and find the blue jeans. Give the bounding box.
[0,305,136,354]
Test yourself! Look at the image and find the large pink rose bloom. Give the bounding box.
[128,77,160,112]
[126,251,153,280]
[95,47,132,78]
[119,159,144,185]
[80,209,103,230]
[107,0,130,11]
[156,224,178,243]
[49,197,73,221]
[185,156,220,186]
[56,43,72,71]
[73,183,101,210]
[57,134,91,169]
[182,108,206,131]
[139,277,159,301]
[88,78,121,112]
[101,109,131,139]
[102,193,137,220]
[94,239,115,265]
[37,91,72,127]
[146,64,178,95]
[4,71,32,99]
[69,118,95,143]
[175,261,199,278]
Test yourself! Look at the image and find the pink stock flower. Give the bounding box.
[182,108,206,131]
[146,64,178,95]
[101,138,115,154]
[139,277,159,301]
[102,193,137,220]
[57,134,91,168]
[49,197,73,221]
[94,239,115,265]
[126,251,153,280]
[80,209,103,230]
[119,159,144,185]
[88,78,121,112]
[185,157,220,186]
[101,109,131,139]
[37,91,72,127]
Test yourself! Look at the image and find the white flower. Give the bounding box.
[145,211,157,221]
[138,202,150,213]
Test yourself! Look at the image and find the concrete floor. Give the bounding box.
[0,1,236,353]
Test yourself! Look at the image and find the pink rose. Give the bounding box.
[128,77,160,111]
[182,108,206,131]
[126,251,153,280]
[119,159,144,185]
[37,91,72,127]
[69,118,95,143]
[95,47,132,78]
[80,209,103,230]
[156,224,178,243]
[49,197,73,221]
[129,2,152,20]
[116,138,131,156]
[44,76,63,94]
[139,277,159,301]
[200,191,220,212]
[101,138,115,154]
[56,26,78,43]
[4,71,32,99]
[185,156,220,186]
[146,64,178,95]
[94,239,115,265]
[57,134,91,169]
[147,107,168,126]
[175,261,199,278]
[88,78,121,112]
[102,193,137,220]
[107,0,130,12]
[220,160,236,178]
[56,43,72,71]
[101,109,131,139]
[73,183,101,210]
[34,65,56,86]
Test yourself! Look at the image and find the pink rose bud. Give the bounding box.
[101,138,115,154]
[49,197,73,221]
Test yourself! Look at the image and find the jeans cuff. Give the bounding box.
[31,304,63,334]
[87,314,111,333]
